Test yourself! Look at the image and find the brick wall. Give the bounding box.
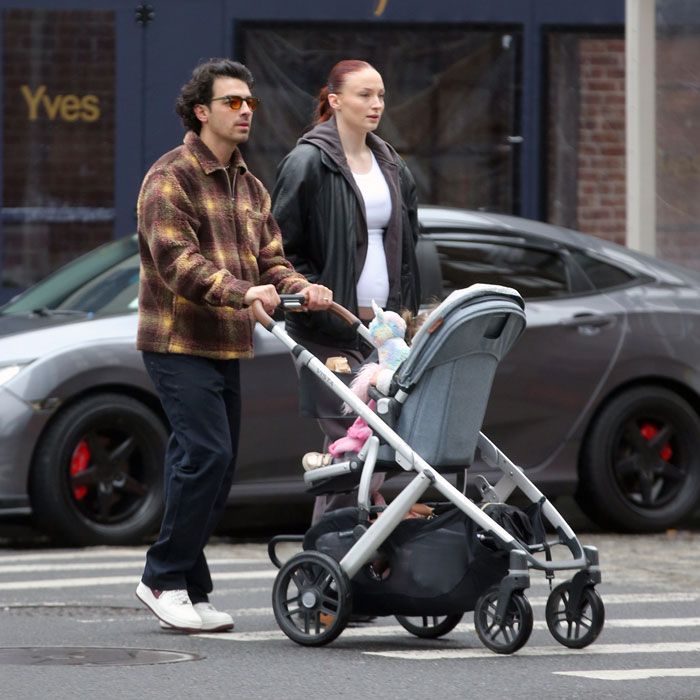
[549,32,700,270]
[575,38,626,246]
[547,35,627,246]
[656,34,700,270]
[1,9,115,288]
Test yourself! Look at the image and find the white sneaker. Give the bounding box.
[159,602,234,633]
[135,581,202,632]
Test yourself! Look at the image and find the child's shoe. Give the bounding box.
[302,451,333,471]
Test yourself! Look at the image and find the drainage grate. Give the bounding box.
[0,646,202,666]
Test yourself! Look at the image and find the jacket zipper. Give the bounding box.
[225,166,237,203]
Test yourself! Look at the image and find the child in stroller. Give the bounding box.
[259,286,605,654]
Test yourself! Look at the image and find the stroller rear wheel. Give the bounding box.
[272,551,352,646]
[474,585,533,654]
[545,581,605,648]
[395,613,464,639]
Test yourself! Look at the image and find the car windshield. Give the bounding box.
[0,235,139,316]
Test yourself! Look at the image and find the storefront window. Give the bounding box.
[1,9,115,299]
[238,23,521,213]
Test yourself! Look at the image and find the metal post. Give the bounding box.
[626,0,657,255]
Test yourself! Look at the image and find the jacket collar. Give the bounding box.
[298,117,397,172]
[184,131,248,175]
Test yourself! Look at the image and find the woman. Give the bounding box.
[272,59,421,521]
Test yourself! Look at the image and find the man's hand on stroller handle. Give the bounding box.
[244,284,333,316]
[244,284,281,314]
[250,288,362,330]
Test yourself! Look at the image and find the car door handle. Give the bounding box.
[560,313,617,329]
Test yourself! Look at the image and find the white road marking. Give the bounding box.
[198,617,700,642]
[0,570,277,591]
[198,624,410,642]
[528,592,700,606]
[0,558,267,575]
[0,551,265,565]
[0,549,149,563]
[365,641,700,660]
[601,617,700,628]
[553,668,700,681]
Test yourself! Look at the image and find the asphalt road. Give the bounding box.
[1,502,699,700]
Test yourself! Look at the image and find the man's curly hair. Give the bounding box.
[175,58,254,134]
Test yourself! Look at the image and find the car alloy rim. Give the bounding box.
[66,424,154,524]
[612,417,686,510]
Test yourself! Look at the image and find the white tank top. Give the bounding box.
[352,152,391,308]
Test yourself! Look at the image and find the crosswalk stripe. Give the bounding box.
[198,625,412,642]
[0,558,266,575]
[365,641,700,660]
[528,592,700,606]
[198,617,700,642]
[0,550,149,563]
[553,668,700,680]
[0,570,277,591]
[0,551,265,565]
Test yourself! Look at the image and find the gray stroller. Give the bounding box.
[257,284,604,654]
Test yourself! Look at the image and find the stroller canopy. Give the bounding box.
[392,284,526,470]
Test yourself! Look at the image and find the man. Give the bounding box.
[135,58,333,633]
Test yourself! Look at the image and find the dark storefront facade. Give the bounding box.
[0,0,626,302]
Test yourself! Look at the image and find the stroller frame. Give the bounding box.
[258,287,603,654]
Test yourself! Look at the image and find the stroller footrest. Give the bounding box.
[303,460,360,485]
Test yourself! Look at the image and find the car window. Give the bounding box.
[58,256,140,315]
[569,250,636,291]
[0,234,138,315]
[434,239,569,299]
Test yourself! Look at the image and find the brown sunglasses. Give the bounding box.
[210,95,261,111]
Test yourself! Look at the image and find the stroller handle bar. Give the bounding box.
[251,295,361,332]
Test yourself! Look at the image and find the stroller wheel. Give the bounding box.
[395,614,464,639]
[272,551,352,646]
[545,582,605,649]
[474,585,533,654]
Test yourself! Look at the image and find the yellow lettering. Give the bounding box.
[20,84,46,120]
[374,0,389,16]
[21,85,102,122]
[42,93,63,120]
[81,94,100,122]
[59,94,80,121]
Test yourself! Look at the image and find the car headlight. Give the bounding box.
[0,364,27,386]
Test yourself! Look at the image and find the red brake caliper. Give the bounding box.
[69,440,90,500]
[640,423,673,462]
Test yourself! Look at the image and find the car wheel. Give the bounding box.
[576,386,700,532]
[30,393,166,546]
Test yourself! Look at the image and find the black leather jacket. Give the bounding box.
[272,117,421,347]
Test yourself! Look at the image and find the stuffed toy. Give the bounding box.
[302,302,410,470]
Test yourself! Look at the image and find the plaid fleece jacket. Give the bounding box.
[137,132,308,359]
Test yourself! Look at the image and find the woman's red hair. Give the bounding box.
[313,59,373,124]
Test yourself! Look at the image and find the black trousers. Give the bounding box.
[141,351,241,602]
[288,333,383,524]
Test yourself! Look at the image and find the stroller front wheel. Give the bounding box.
[395,613,464,639]
[545,581,605,648]
[474,585,533,654]
[272,551,352,646]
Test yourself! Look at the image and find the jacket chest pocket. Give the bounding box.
[243,209,266,258]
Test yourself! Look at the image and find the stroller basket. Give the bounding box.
[302,503,545,617]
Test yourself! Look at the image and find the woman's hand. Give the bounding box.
[302,284,334,310]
